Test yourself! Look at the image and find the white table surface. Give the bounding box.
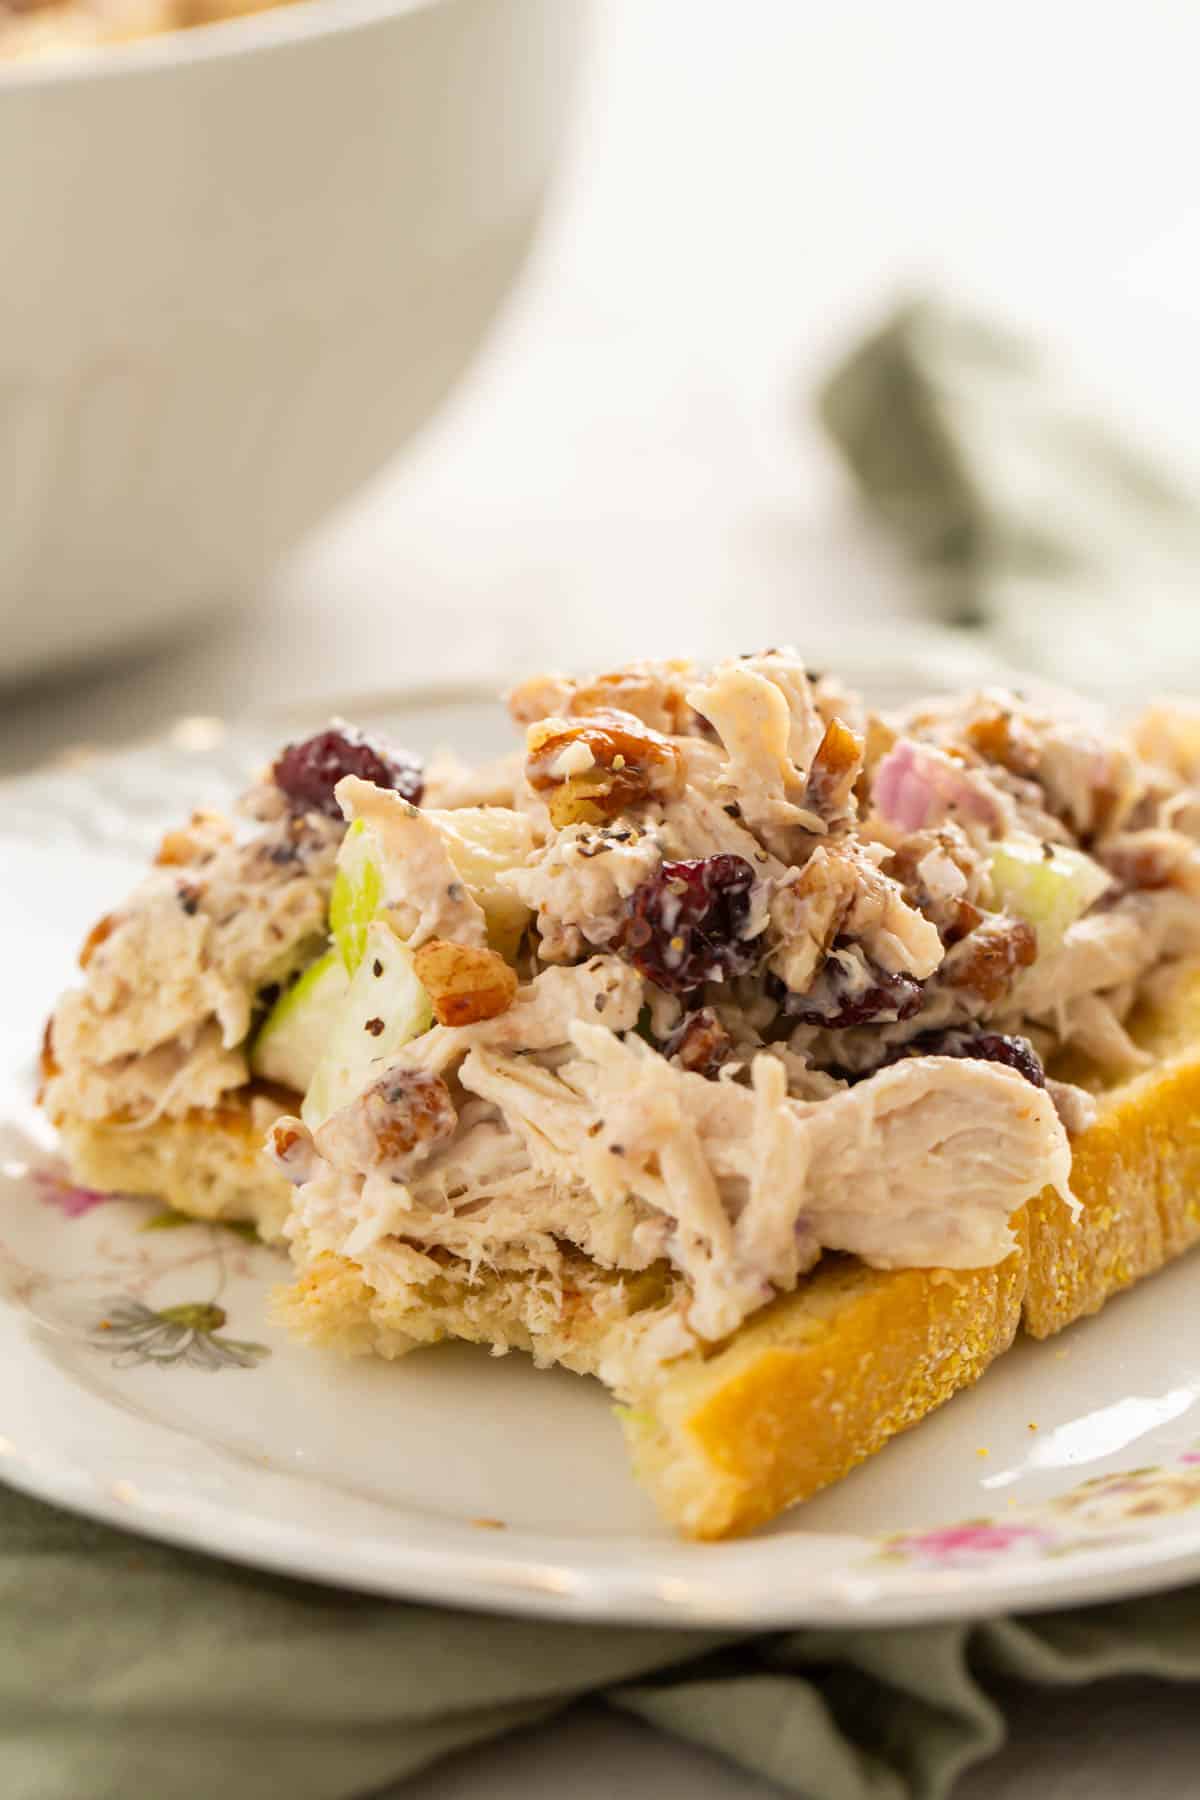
[6,5,1200,1792]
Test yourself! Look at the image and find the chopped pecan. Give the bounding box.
[78,912,119,969]
[1084,779,1133,846]
[38,1016,59,1092]
[266,1119,319,1186]
[944,898,984,945]
[154,809,234,868]
[965,708,1040,777]
[508,661,700,736]
[413,939,518,1027]
[526,708,683,828]
[768,851,854,992]
[854,711,898,808]
[942,914,1037,1004]
[805,715,863,822]
[155,832,196,868]
[885,829,982,944]
[662,1007,733,1078]
[361,1069,457,1169]
[569,664,702,735]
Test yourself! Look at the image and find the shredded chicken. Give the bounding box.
[1045,1078,1099,1137]
[1011,890,1200,1026]
[770,840,944,994]
[48,1024,250,1126]
[687,653,827,847]
[422,748,524,811]
[394,957,644,1078]
[285,1023,1072,1350]
[500,823,663,962]
[1131,702,1200,785]
[901,688,1140,841]
[46,804,339,1124]
[51,657,1200,1373]
[1100,828,1200,896]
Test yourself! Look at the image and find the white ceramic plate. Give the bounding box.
[5,693,1200,1628]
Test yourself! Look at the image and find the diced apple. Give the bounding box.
[301,920,432,1130]
[249,950,351,1095]
[987,834,1111,951]
[330,818,384,974]
[330,805,534,967]
[423,806,534,962]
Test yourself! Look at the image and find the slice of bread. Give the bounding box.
[56,1086,297,1244]
[1022,967,1200,1338]
[618,1252,1025,1537]
[274,1242,676,1373]
[50,967,1200,1538]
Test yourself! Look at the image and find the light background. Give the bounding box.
[6,0,1200,775]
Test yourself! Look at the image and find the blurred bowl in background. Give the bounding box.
[0,0,586,683]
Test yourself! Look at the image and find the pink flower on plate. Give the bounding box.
[1179,1452,1200,1465]
[33,1168,119,1219]
[886,1521,1053,1567]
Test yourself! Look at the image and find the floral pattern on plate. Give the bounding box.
[89,1297,269,1371]
[33,1168,123,1219]
[6,1157,272,1378]
[873,1456,1200,1570]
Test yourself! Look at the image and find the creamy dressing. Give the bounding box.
[50,657,1200,1365]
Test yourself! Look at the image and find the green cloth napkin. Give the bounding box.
[5,1477,1200,1800]
[818,297,1200,695]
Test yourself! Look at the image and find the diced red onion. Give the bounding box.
[873,739,1003,833]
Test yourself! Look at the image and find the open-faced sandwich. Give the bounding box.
[42,652,1200,1537]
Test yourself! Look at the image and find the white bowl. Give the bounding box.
[0,0,586,682]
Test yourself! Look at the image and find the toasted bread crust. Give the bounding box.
[56,1088,296,1242]
[273,1245,672,1376]
[1022,1058,1200,1337]
[623,971,1200,1536]
[623,1254,1025,1538]
[1022,971,1200,1337]
[50,969,1200,1538]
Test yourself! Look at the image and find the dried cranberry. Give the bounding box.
[272,726,424,820]
[663,1007,733,1079]
[769,949,923,1028]
[882,1028,1046,1089]
[621,854,757,995]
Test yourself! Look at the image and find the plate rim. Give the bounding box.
[7,687,1200,1628]
[5,1386,1200,1628]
